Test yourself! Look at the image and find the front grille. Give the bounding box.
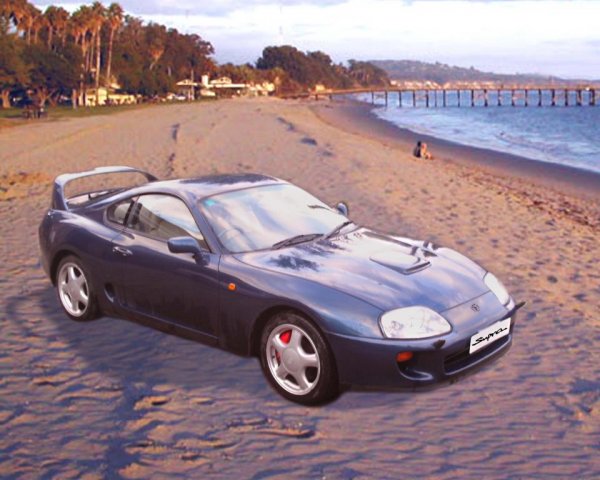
[444,335,510,374]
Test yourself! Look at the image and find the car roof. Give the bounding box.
[145,173,286,200]
[69,173,288,213]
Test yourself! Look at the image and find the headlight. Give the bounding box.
[380,306,451,339]
[484,272,510,305]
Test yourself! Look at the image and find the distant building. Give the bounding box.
[247,82,276,96]
[175,75,276,99]
[199,88,216,98]
[209,77,248,92]
[83,87,137,106]
[175,79,199,100]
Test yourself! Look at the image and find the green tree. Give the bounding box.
[347,60,389,87]
[0,32,29,108]
[2,1,217,104]
[145,22,166,71]
[1,0,29,39]
[71,4,93,102]
[23,41,81,106]
[257,45,314,87]
[104,2,123,85]
[257,45,356,92]
[21,2,41,44]
[89,1,105,104]
[44,5,69,49]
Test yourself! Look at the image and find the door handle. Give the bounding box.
[112,246,132,257]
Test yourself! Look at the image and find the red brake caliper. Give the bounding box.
[280,330,291,344]
[276,330,292,364]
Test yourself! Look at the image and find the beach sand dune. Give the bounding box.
[1,98,599,478]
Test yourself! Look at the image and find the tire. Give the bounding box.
[55,255,99,321]
[260,311,339,405]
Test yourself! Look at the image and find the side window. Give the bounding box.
[127,194,207,247]
[107,198,136,226]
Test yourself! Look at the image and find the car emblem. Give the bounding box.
[471,303,480,312]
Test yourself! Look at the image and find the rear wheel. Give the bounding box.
[260,311,339,405]
[56,255,99,321]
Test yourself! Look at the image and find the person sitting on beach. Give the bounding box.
[413,140,433,160]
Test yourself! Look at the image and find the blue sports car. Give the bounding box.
[39,166,523,404]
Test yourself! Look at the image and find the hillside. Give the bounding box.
[369,60,577,85]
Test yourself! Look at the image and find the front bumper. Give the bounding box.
[327,304,521,390]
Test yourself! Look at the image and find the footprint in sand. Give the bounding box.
[301,136,318,146]
[171,123,181,142]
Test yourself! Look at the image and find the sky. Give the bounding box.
[35,0,600,79]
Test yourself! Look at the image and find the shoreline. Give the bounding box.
[313,99,600,202]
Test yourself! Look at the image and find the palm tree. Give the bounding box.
[71,6,93,106]
[21,3,32,43]
[0,1,15,33]
[44,5,69,49]
[147,23,167,71]
[31,7,46,44]
[105,2,123,86]
[89,2,106,105]
[2,0,27,37]
[21,3,41,44]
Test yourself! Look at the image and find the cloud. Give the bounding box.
[110,0,347,17]
[32,0,600,78]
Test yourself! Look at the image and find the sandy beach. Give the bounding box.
[1,97,599,478]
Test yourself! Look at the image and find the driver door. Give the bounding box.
[110,194,220,337]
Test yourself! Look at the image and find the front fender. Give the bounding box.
[217,255,383,355]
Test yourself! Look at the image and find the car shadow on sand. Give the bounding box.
[9,284,416,410]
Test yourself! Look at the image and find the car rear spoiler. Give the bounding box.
[52,166,158,210]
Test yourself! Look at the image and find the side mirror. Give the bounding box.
[336,201,349,217]
[168,236,206,264]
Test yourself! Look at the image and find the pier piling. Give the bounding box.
[538,89,542,107]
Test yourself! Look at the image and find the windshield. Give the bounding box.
[199,184,349,253]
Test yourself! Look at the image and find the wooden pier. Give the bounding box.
[306,84,599,107]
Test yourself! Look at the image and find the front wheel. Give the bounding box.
[260,312,339,405]
[56,255,99,321]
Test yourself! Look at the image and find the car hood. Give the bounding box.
[235,228,489,312]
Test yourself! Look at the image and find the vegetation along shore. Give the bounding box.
[0,0,389,112]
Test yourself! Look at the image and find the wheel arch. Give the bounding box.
[249,304,335,364]
[50,249,78,285]
[249,306,295,357]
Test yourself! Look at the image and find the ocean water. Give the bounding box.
[356,91,600,174]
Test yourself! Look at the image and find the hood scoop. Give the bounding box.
[370,251,431,275]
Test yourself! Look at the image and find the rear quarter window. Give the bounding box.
[107,198,135,225]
